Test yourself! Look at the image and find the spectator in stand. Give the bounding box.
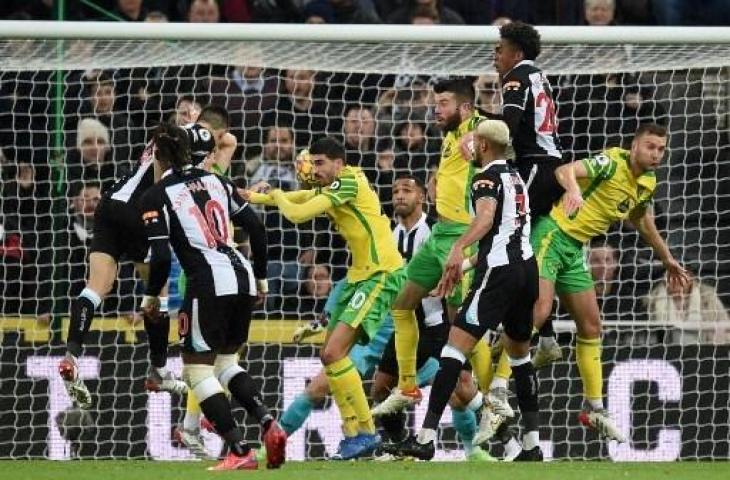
[645,269,730,344]
[220,0,253,22]
[442,0,491,25]
[0,162,52,316]
[113,0,147,21]
[474,73,501,114]
[75,72,144,167]
[409,4,439,24]
[207,65,278,161]
[247,125,298,190]
[653,0,730,26]
[187,0,221,22]
[302,0,381,24]
[145,9,169,21]
[589,243,619,300]
[67,119,116,192]
[387,0,464,24]
[302,0,335,23]
[584,0,616,26]
[342,105,377,177]
[170,95,203,125]
[266,69,342,149]
[617,79,668,141]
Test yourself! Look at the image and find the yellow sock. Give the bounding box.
[186,390,201,416]
[393,309,419,390]
[468,338,493,392]
[576,336,603,402]
[326,357,374,435]
[495,349,512,382]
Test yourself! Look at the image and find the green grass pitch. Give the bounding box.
[3,460,729,480]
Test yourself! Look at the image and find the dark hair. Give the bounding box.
[198,104,229,130]
[90,71,114,93]
[153,123,191,171]
[500,21,541,61]
[394,173,426,194]
[432,77,475,105]
[635,122,668,139]
[309,137,346,161]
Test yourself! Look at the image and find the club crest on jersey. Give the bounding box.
[442,143,451,157]
[617,198,632,213]
[503,80,521,91]
[142,211,159,223]
[473,179,495,191]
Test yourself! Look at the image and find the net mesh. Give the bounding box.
[0,36,729,461]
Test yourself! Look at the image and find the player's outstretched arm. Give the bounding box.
[269,189,333,224]
[244,189,316,207]
[629,205,690,290]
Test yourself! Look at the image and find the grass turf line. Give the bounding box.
[2,460,729,480]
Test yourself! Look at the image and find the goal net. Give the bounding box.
[0,23,728,461]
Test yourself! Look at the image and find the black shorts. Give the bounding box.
[90,197,149,262]
[516,158,565,219]
[454,259,539,343]
[178,290,254,353]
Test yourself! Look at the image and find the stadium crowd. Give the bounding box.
[0,1,728,346]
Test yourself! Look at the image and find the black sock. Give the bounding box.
[379,411,407,442]
[538,318,555,338]
[423,356,463,430]
[199,392,250,455]
[143,311,170,368]
[512,362,539,432]
[227,371,271,426]
[66,296,96,357]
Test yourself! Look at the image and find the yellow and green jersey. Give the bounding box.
[551,147,657,243]
[435,113,483,225]
[317,165,403,282]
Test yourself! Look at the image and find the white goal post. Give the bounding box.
[0,22,728,461]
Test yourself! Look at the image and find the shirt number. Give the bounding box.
[536,91,557,134]
[189,200,228,248]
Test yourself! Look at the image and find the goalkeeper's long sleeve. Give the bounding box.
[272,191,333,224]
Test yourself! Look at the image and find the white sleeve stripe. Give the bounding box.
[148,236,169,240]
[503,103,525,110]
[231,203,248,215]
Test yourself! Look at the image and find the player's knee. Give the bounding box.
[319,346,345,366]
[576,315,601,339]
[533,296,553,325]
[182,364,223,402]
[213,354,243,388]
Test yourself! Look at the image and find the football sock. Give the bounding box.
[280,393,314,435]
[539,317,555,338]
[183,394,202,431]
[511,355,539,435]
[468,338,493,392]
[325,357,372,435]
[66,288,101,357]
[226,371,272,426]
[576,336,603,408]
[393,309,419,390]
[379,411,407,442]
[495,349,512,384]
[423,345,465,431]
[452,408,478,456]
[144,311,170,369]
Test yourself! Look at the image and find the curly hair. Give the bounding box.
[153,123,191,171]
[499,21,541,61]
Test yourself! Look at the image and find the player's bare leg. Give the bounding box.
[59,252,118,409]
[531,278,563,369]
[373,282,428,416]
[562,290,626,443]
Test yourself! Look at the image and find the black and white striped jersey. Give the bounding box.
[105,123,216,208]
[471,160,533,269]
[141,166,267,298]
[393,213,444,327]
[501,60,563,162]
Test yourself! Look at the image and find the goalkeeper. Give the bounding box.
[526,123,689,441]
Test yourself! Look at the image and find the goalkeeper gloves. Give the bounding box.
[292,313,328,344]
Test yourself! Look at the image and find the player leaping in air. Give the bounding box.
[244,137,405,460]
[525,123,689,441]
[58,105,234,409]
